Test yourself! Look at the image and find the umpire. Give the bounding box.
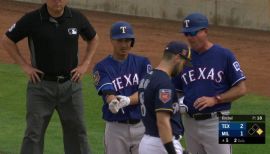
[1,0,98,154]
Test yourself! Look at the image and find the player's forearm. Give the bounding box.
[1,35,28,66]
[157,112,176,154]
[157,112,173,144]
[81,34,99,67]
[129,92,139,105]
[158,122,173,144]
[216,80,247,103]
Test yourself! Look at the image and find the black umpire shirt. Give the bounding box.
[6,4,96,75]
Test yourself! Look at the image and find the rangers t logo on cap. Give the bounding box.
[120,26,127,33]
[184,19,190,28]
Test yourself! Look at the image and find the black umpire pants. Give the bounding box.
[20,80,91,154]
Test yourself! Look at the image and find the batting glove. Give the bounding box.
[109,98,120,114]
[178,97,188,114]
[116,95,131,108]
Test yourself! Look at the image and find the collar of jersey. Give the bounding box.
[193,44,216,56]
[109,54,130,64]
[153,69,170,78]
[39,4,72,21]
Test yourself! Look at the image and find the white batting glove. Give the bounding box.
[109,98,120,114]
[178,97,188,114]
[116,95,131,108]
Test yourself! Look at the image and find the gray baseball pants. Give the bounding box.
[182,111,231,154]
[20,80,90,154]
[104,121,145,154]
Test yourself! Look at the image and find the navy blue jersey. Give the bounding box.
[172,44,246,115]
[139,69,184,137]
[93,53,151,121]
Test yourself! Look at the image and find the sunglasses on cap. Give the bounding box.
[184,28,205,37]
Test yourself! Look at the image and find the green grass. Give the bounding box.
[0,63,269,154]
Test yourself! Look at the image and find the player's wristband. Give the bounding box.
[164,141,176,154]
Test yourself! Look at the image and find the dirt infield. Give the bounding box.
[0,0,269,96]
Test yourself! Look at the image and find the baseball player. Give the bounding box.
[138,41,192,154]
[93,21,152,154]
[173,13,247,154]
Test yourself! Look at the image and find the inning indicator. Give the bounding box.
[219,115,265,144]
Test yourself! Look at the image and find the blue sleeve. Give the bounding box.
[141,57,152,78]
[154,79,174,112]
[226,52,246,86]
[93,63,115,95]
[172,74,183,92]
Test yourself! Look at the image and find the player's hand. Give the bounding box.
[21,63,44,84]
[178,97,188,114]
[116,95,131,108]
[109,98,120,114]
[193,96,218,111]
[71,64,88,82]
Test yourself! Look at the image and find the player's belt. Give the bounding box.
[146,133,181,140]
[117,119,141,124]
[41,74,71,83]
[192,111,222,120]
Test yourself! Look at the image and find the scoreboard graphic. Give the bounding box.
[219,115,265,144]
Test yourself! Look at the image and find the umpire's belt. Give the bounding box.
[117,119,141,124]
[42,74,71,83]
[191,111,222,120]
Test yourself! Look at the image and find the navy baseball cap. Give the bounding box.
[182,13,208,33]
[164,41,192,66]
[110,21,135,39]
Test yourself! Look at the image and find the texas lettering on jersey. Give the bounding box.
[173,44,246,115]
[112,73,139,91]
[181,67,224,85]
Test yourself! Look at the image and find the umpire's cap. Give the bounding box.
[110,21,135,47]
[165,41,192,67]
[181,13,208,33]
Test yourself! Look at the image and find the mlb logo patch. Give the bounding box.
[159,89,172,103]
[68,28,78,35]
[8,23,16,32]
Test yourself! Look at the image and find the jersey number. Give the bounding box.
[140,92,146,117]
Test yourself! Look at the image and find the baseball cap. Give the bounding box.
[164,41,192,67]
[110,21,135,39]
[181,13,208,33]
